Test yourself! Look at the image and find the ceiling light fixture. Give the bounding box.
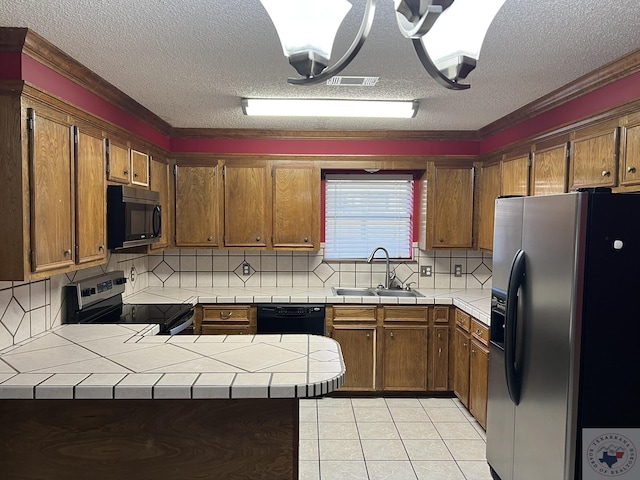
[259,0,506,90]
[242,98,418,118]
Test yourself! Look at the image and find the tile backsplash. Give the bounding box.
[0,245,491,350]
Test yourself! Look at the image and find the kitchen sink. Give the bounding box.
[331,287,423,298]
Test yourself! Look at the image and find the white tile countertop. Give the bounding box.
[125,286,492,325]
[0,325,345,400]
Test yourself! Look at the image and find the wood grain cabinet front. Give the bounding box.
[196,305,256,335]
[620,113,640,186]
[106,138,131,184]
[148,157,172,251]
[569,121,619,189]
[477,161,501,251]
[469,319,489,429]
[130,149,149,187]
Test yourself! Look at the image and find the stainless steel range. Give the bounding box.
[64,270,194,335]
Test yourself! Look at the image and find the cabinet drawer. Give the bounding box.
[202,305,252,323]
[433,306,450,324]
[382,306,428,323]
[455,309,471,332]
[471,319,489,346]
[331,305,377,323]
[201,324,252,335]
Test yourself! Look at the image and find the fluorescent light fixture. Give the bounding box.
[242,99,418,118]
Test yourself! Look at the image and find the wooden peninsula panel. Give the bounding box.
[0,398,299,480]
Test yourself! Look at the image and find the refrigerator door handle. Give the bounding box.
[505,249,526,405]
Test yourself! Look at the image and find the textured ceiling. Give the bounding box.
[2,0,639,131]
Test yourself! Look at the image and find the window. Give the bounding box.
[325,174,414,260]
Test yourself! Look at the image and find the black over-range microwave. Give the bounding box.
[107,185,162,249]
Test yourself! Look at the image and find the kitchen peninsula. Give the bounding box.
[0,326,345,479]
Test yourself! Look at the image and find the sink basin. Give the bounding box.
[332,287,377,296]
[374,289,424,298]
[331,287,423,298]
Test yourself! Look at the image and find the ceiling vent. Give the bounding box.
[326,76,379,86]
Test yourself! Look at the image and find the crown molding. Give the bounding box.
[479,49,640,139]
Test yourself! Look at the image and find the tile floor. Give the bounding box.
[299,396,493,480]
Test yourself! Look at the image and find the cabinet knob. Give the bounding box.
[134,173,139,178]
[438,238,444,243]
[390,331,394,338]
[438,348,442,356]
[98,245,104,251]
[64,249,71,256]
[304,237,309,243]
[207,236,213,241]
[463,343,467,347]
[123,170,129,175]
[366,332,370,338]
[471,349,476,355]
[256,236,261,242]
[601,170,611,177]
[438,333,441,339]
[628,166,637,173]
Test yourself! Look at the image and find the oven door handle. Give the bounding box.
[168,311,194,335]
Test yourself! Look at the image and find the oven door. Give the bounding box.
[165,309,195,335]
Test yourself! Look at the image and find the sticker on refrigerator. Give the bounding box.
[583,429,638,478]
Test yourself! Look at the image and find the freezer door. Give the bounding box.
[513,193,586,480]
[492,197,524,294]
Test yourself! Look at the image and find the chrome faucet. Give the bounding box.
[367,247,391,289]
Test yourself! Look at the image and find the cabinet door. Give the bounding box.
[426,163,474,249]
[477,162,501,251]
[106,139,130,183]
[75,126,106,264]
[469,339,489,428]
[272,163,320,249]
[570,125,619,189]
[453,327,470,407]
[130,149,149,187]
[149,158,171,250]
[501,154,529,196]
[175,164,219,247]
[27,107,75,272]
[620,120,640,186]
[332,326,376,391]
[432,325,450,391]
[532,143,568,195]
[382,326,428,391]
[223,162,269,248]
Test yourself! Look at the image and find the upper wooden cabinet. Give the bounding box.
[149,157,172,251]
[223,160,270,248]
[420,162,475,250]
[106,138,130,184]
[620,113,640,186]
[74,125,107,265]
[501,153,529,196]
[175,162,220,247]
[477,162,501,251]
[531,140,568,195]
[569,122,619,189]
[272,163,320,249]
[130,149,150,187]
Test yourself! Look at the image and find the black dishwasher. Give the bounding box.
[256,304,326,336]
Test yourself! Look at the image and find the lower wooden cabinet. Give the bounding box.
[382,325,428,391]
[469,338,489,429]
[332,325,376,391]
[196,305,256,335]
[453,326,471,406]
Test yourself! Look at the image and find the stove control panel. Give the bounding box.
[65,271,127,310]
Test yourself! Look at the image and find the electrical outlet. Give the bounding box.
[420,265,432,277]
[130,266,137,282]
[242,262,251,276]
[454,264,463,277]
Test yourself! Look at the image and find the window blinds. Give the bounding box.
[325,174,414,260]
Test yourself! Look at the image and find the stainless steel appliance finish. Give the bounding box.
[486,190,640,480]
[65,271,193,335]
[107,185,162,249]
[257,304,326,336]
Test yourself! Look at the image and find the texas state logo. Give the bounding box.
[586,432,637,477]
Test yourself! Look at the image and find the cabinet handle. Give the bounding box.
[220,312,232,319]
[390,331,394,338]
[304,237,309,243]
[98,245,104,251]
[134,172,139,178]
[123,170,129,175]
[207,236,213,241]
[64,249,71,256]
[463,343,467,347]
[628,166,637,173]
[476,329,482,335]
[438,333,441,339]
[471,349,476,355]
[366,332,370,338]
[438,238,444,243]
[256,236,261,242]
[438,348,442,356]
[601,170,611,177]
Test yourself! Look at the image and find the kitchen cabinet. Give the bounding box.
[453,309,471,407]
[196,304,256,335]
[381,306,429,392]
[619,113,640,186]
[420,161,475,250]
[272,163,320,250]
[223,160,270,248]
[328,306,377,391]
[27,105,76,273]
[430,306,451,391]
[569,121,619,189]
[130,149,150,187]
[106,138,131,184]
[531,139,568,195]
[148,157,172,251]
[477,161,501,251]
[469,319,489,429]
[501,152,529,196]
[174,162,220,247]
[74,125,107,265]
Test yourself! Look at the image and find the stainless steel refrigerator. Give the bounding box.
[486,190,640,480]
